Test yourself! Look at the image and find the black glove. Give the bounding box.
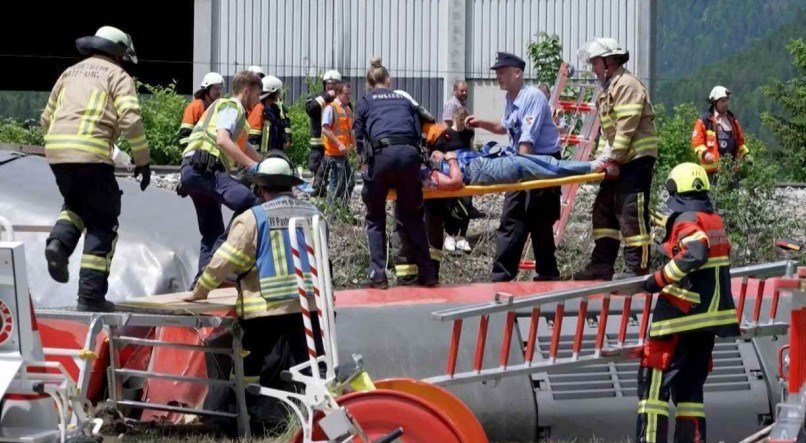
[643,271,664,293]
[134,164,151,191]
[175,181,188,198]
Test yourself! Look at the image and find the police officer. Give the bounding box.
[574,38,658,281]
[353,57,437,288]
[41,26,150,312]
[306,70,342,195]
[637,163,739,443]
[466,52,562,282]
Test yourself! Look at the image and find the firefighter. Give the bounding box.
[180,71,263,287]
[354,57,437,288]
[184,152,324,430]
[247,75,292,154]
[466,52,562,282]
[306,70,342,195]
[179,72,224,146]
[691,86,751,181]
[636,162,739,443]
[321,81,355,205]
[247,65,266,79]
[573,38,658,281]
[41,26,150,312]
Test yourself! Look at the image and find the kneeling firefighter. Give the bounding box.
[635,162,740,443]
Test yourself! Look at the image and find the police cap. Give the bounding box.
[490,52,526,71]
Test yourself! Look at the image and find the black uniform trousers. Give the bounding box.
[362,144,435,283]
[393,199,445,283]
[637,331,714,443]
[491,185,561,281]
[590,156,655,273]
[48,163,121,303]
[309,144,326,197]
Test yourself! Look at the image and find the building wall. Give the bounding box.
[195,0,652,128]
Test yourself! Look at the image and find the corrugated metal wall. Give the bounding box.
[212,0,444,109]
[466,0,641,79]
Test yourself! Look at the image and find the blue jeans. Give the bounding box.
[325,155,352,206]
[180,164,260,286]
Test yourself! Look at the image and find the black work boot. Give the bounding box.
[45,239,70,283]
[572,263,615,281]
[76,298,116,312]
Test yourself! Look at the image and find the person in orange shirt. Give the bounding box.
[691,86,750,181]
[178,72,224,146]
[321,82,355,205]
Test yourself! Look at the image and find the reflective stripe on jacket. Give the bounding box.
[42,55,150,166]
[183,98,248,172]
[323,100,355,157]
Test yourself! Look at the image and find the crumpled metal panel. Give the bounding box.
[0,151,209,307]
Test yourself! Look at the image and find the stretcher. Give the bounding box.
[387,171,604,200]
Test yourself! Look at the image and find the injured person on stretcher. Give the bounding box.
[422,143,619,191]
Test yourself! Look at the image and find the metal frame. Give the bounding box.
[35,310,251,438]
[426,261,796,387]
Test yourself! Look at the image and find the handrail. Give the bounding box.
[432,261,793,322]
[0,214,14,241]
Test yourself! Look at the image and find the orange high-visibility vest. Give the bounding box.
[323,101,354,157]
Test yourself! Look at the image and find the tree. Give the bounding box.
[761,38,806,181]
[526,32,563,86]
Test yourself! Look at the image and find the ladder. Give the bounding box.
[550,62,602,246]
[425,260,799,387]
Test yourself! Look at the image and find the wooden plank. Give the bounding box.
[118,287,239,315]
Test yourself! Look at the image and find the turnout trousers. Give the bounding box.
[590,156,655,274]
[362,144,435,284]
[636,331,714,443]
[48,163,121,304]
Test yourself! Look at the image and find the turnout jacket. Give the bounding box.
[41,55,150,167]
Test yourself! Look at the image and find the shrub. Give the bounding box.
[133,81,189,165]
[0,118,44,145]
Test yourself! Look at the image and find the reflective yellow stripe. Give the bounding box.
[395,264,418,277]
[314,97,326,107]
[593,228,620,240]
[693,144,707,156]
[77,90,107,136]
[270,231,286,274]
[429,247,443,262]
[680,231,708,245]
[638,399,670,416]
[128,134,148,152]
[237,296,296,314]
[613,134,631,150]
[663,260,686,282]
[215,243,253,269]
[248,128,262,136]
[613,104,644,118]
[114,95,141,112]
[45,134,111,157]
[624,234,652,246]
[700,256,730,269]
[662,285,701,303]
[632,136,659,151]
[180,123,195,130]
[650,309,737,337]
[80,255,108,272]
[738,144,749,157]
[705,130,716,136]
[57,210,85,232]
[309,137,324,146]
[638,193,649,268]
[198,271,219,291]
[676,402,705,418]
[645,369,664,443]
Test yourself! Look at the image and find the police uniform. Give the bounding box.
[180,98,260,286]
[636,164,740,443]
[41,28,150,312]
[575,65,658,280]
[353,88,437,286]
[490,52,562,282]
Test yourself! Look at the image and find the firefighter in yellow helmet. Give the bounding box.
[636,162,739,443]
[41,25,151,312]
[574,38,658,281]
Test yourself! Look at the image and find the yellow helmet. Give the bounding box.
[666,162,710,194]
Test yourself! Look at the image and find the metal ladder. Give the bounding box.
[425,261,798,387]
[550,61,602,246]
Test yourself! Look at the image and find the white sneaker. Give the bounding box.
[444,235,456,252]
[456,237,471,252]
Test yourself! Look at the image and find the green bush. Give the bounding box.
[0,118,44,145]
[133,81,189,165]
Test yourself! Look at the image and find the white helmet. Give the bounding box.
[260,75,284,99]
[247,65,265,78]
[709,85,731,102]
[76,26,138,64]
[578,37,628,63]
[200,72,225,89]
[323,70,342,82]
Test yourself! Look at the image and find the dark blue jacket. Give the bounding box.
[353,88,420,149]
